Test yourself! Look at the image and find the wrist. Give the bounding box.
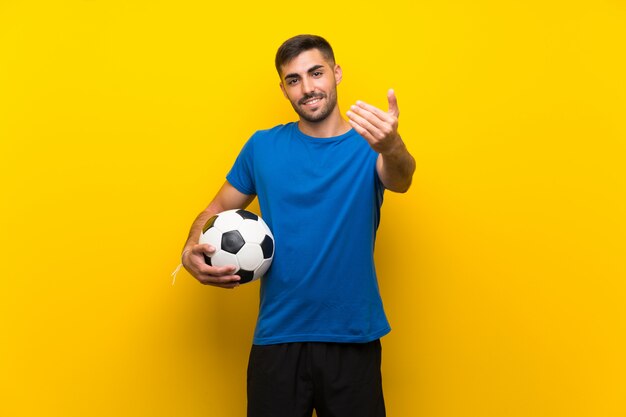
[181,248,192,264]
[172,248,192,286]
[380,135,405,158]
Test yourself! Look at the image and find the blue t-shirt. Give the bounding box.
[227,122,390,345]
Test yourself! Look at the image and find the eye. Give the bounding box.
[287,78,299,85]
[312,71,323,77]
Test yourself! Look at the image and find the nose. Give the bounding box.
[301,77,315,95]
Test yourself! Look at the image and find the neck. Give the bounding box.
[297,106,352,138]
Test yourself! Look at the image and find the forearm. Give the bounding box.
[378,136,416,193]
[183,204,222,252]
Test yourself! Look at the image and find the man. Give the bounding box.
[181,34,415,417]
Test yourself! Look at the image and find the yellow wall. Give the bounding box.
[1,1,624,416]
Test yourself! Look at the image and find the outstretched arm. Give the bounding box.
[346,89,416,193]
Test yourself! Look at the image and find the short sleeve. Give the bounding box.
[226,134,256,195]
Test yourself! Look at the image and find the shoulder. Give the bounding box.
[251,122,295,141]
[238,123,294,158]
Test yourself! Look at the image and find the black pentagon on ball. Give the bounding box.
[236,209,258,221]
[260,235,274,259]
[221,230,245,254]
[237,269,255,284]
[203,254,212,266]
[202,215,218,234]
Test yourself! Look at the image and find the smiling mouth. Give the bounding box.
[304,98,321,106]
[299,95,325,106]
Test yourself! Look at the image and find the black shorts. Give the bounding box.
[247,340,385,417]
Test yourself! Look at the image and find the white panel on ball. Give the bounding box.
[254,258,273,280]
[198,227,222,248]
[211,250,240,269]
[259,219,273,238]
[237,244,264,271]
[238,219,266,244]
[214,209,244,232]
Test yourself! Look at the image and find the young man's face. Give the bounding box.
[279,48,342,123]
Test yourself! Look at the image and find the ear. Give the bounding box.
[334,64,343,86]
[279,81,288,99]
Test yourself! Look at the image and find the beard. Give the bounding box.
[289,88,338,123]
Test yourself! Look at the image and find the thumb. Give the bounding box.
[387,88,399,118]
[194,243,215,255]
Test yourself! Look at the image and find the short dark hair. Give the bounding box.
[275,34,336,76]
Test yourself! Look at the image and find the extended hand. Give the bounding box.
[346,89,401,154]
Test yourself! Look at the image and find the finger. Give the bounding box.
[348,104,388,131]
[387,88,399,118]
[200,263,238,277]
[198,271,241,285]
[347,119,377,145]
[202,277,241,289]
[346,109,382,141]
[192,243,215,255]
[355,100,393,124]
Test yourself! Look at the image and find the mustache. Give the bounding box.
[298,93,326,105]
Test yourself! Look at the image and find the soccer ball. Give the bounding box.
[199,209,274,284]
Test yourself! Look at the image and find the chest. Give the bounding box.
[255,137,377,200]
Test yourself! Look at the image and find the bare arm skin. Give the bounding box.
[375,138,415,193]
[182,181,256,289]
[346,89,416,193]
